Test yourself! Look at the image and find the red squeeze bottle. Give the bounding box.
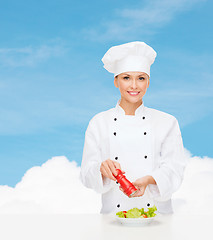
[113,169,137,197]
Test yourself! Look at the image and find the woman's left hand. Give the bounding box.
[119,175,156,198]
[130,176,149,197]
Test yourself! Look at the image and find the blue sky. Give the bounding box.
[0,0,212,187]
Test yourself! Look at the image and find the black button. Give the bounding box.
[144,132,147,135]
[147,203,150,207]
[142,116,145,120]
[114,132,116,136]
[117,204,120,208]
[144,155,147,159]
[114,118,117,121]
[115,157,118,160]
[116,181,119,184]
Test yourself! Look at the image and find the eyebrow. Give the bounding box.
[122,74,146,77]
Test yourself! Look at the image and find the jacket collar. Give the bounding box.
[115,99,145,116]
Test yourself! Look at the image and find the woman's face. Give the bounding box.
[114,72,150,104]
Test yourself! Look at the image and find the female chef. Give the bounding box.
[80,41,187,214]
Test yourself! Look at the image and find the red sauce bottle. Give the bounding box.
[113,169,137,197]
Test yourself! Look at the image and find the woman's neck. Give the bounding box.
[119,98,143,115]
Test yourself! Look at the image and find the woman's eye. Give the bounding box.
[123,76,129,80]
[139,77,145,80]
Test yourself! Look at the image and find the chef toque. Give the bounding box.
[101,41,157,77]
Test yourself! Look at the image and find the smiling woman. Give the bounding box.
[114,72,149,115]
[80,41,188,215]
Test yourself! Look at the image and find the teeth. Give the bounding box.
[128,92,139,95]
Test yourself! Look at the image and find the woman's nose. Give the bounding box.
[130,79,137,89]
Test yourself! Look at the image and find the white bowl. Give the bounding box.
[115,215,156,226]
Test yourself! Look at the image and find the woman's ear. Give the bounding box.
[114,76,119,88]
[147,78,150,88]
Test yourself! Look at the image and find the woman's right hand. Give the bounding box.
[100,159,125,181]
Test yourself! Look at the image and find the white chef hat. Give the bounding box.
[101,41,157,77]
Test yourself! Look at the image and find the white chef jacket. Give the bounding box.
[80,100,187,214]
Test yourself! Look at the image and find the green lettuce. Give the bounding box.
[146,205,157,218]
[125,208,141,218]
[116,205,157,218]
[116,211,125,218]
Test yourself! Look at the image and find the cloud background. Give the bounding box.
[0,150,212,215]
[83,0,207,41]
[0,156,101,214]
[0,0,213,214]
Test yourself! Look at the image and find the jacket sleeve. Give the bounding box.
[80,119,113,194]
[148,118,188,201]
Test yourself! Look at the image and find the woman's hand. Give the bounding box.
[119,175,156,197]
[100,159,125,181]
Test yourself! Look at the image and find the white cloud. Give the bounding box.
[119,0,205,24]
[0,156,101,214]
[173,149,213,215]
[0,150,212,214]
[0,43,66,67]
[83,0,206,41]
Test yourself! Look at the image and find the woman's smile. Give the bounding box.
[127,91,140,96]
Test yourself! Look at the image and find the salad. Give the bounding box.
[116,205,157,218]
